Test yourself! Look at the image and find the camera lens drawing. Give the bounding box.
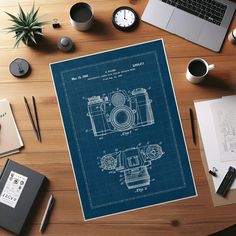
[109,106,135,131]
[99,144,164,190]
[87,88,154,137]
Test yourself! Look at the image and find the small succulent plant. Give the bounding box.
[5,4,47,47]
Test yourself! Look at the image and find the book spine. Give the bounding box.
[0,159,9,180]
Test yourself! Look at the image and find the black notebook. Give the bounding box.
[0,159,47,235]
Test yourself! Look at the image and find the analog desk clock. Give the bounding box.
[112,6,139,31]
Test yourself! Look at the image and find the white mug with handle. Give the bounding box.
[186,58,215,84]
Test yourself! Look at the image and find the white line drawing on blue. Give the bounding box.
[99,144,164,190]
[87,88,154,137]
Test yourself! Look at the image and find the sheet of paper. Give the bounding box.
[0,99,23,157]
[222,95,236,101]
[195,99,236,191]
[211,98,236,162]
[0,149,19,158]
[0,171,28,208]
[50,39,197,220]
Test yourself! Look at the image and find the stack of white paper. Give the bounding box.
[0,99,24,157]
[194,95,236,191]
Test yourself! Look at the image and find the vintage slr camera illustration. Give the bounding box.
[87,88,154,137]
[100,144,164,190]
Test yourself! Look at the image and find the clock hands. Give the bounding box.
[124,10,127,20]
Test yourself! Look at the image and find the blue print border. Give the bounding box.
[50,39,197,220]
[60,51,186,209]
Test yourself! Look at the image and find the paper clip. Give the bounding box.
[209,167,218,177]
[52,18,60,28]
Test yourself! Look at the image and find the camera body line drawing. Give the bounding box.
[220,112,236,153]
[87,88,154,137]
[99,144,165,190]
[211,101,236,162]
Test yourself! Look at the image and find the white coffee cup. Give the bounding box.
[186,58,215,84]
[69,2,94,31]
[228,28,236,44]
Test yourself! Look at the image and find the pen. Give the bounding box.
[39,194,55,233]
[32,96,41,142]
[189,108,196,145]
[24,97,39,141]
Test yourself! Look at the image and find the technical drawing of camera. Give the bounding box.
[222,117,236,153]
[100,144,164,190]
[225,133,236,153]
[87,88,154,137]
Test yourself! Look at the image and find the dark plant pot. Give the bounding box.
[17,28,43,47]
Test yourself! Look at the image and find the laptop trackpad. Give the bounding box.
[167,9,204,41]
[198,23,227,52]
[141,0,174,29]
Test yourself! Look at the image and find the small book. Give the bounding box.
[0,159,47,235]
[0,99,23,157]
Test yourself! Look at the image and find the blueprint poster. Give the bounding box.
[50,40,197,220]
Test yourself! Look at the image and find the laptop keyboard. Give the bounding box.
[161,0,227,25]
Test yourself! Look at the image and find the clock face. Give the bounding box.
[112,7,139,31]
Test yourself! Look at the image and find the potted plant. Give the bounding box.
[5,4,47,47]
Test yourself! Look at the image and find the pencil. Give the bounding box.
[39,194,55,233]
[189,108,196,145]
[24,97,39,141]
[32,96,41,142]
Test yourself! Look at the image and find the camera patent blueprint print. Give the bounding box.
[50,39,196,220]
[99,144,164,190]
[87,88,154,137]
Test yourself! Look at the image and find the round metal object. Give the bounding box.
[57,37,73,52]
[9,58,31,78]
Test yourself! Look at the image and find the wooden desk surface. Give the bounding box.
[0,0,235,235]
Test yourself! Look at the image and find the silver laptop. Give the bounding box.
[142,0,236,52]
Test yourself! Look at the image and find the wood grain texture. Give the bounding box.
[0,0,235,235]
